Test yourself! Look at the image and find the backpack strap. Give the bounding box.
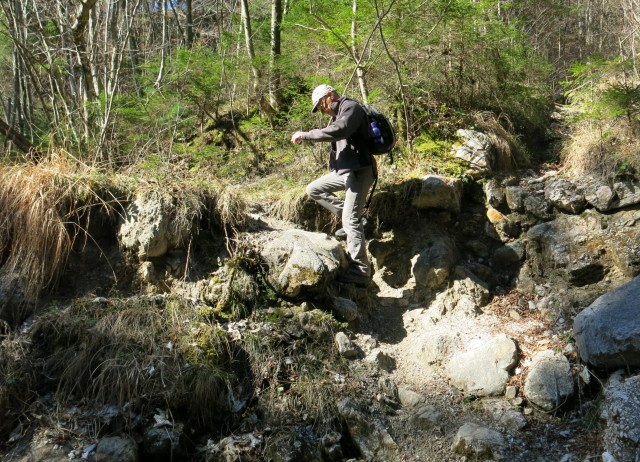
[364,157,379,211]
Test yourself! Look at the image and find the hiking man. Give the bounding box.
[290,84,376,286]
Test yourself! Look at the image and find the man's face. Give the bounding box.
[317,93,333,115]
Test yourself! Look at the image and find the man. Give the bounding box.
[291,84,376,286]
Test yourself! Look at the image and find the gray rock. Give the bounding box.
[445,334,518,396]
[338,399,398,461]
[118,191,193,259]
[545,178,586,214]
[335,332,358,359]
[143,427,181,460]
[483,398,527,433]
[433,267,491,316]
[484,179,506,208]
[412,235,458,291]
[332,297,358,321]
[584,180,616,212]
[505,186,526,213]
[411,175,464,214]
[397,387,423,408]
[524,194,553,220]
[452,129,496,176]
[613,179,640,208]
[411,405,444,430]
[261,230,347,297]
[526,212,608,287]
[451,422,506,460]
[94,436,138,462]
[603,374,640,462]
[574,276,640,367]
[523,350,574,412]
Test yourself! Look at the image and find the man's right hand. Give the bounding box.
[291,131,304,144]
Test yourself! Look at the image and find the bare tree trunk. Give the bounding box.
[269,0,282,110]
[351,0,369,104]
[240,0,260,94]
[154,0,168,89]
[72,0,99,101]
[0,116,35,155]
[185,0,194,48]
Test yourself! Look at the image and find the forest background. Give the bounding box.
[0,0,638,185]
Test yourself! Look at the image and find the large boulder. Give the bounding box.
[412,235,458,291]
[94,436,138,462]
[118,191,194,259]
[526,211,608,287]
[583,177,640,212]
[451,129,495,176]
[260,230,347,297]
[603,373,640,462]
[573,276,640,368]
[544,178,586,214]
[523,350,574,412]
[411,175,464,214]
[445,334,518,397]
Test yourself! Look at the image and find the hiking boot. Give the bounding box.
[335,228,347,240]
[334,217,367,241]
[336,270,371,287]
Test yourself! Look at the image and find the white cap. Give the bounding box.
[311,84,335,112]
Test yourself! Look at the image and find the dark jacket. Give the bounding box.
[302,97,373,174]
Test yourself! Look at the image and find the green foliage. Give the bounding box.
[563,57,640,122]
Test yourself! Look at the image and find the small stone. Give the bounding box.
[509,310,521,320]
[397,387,423,408]
[335,332,358,359]
[505,386,517,400]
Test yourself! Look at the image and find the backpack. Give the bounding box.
[361,104,395,210]
[363,104,396,159]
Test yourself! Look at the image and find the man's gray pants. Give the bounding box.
[306,167,374,276]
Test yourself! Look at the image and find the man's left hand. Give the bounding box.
[291,131,304,144]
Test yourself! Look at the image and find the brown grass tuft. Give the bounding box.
[0,156,101,314]
[561,120,640,181]
[472,111,531,170]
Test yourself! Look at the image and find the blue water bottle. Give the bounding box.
[370,121,384,145]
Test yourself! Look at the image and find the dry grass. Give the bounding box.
[561,120,640,181]
[0,155,118,313]
[30,296,242,430]
[472,111,531,171]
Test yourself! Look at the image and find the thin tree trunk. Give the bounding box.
[351,0,369,104]
[185,0,194,48]
[154,0,168,89]
[0,116,35,155]
[269,0,282,110]
[72,0,99,101]
[240,0,260,94]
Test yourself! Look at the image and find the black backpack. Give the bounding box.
[363,104,396,159]
[361,104,395,210]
